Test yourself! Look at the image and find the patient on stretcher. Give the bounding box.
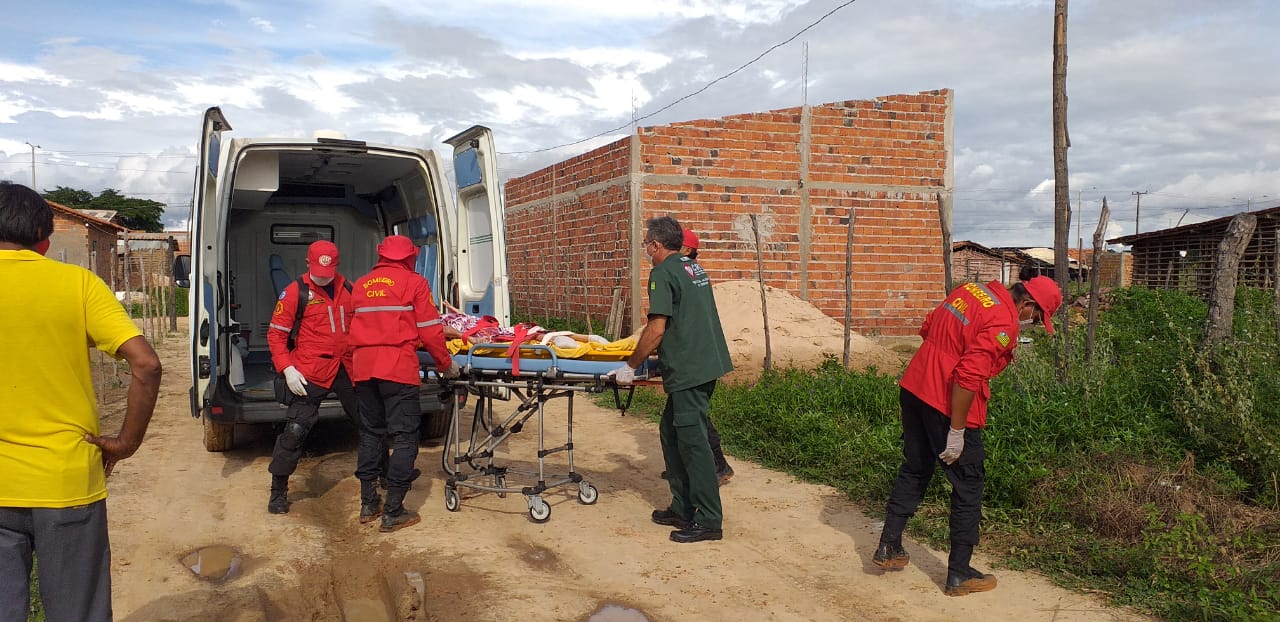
[439,301,627,360]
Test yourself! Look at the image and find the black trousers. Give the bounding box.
[883,387,985,573]
[706,418,729,472]
[354,379,421,490]
[268,366,359,477]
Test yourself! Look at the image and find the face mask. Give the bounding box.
[310,274,334,286]
[33,239,51,256]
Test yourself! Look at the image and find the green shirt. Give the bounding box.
[646,253,733,391]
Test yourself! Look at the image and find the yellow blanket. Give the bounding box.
[448,335,638,361]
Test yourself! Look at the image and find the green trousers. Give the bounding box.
[659,380,723,530]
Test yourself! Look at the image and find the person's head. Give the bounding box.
[1009,275,1062,334]
[306,240,339,286]
[377,234,419,269]
[642,216,682,266]
[0,181,53,250]
[681,229,699,260]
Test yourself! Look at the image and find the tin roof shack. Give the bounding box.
[1109,205,1280,295]
[47,201,126,285]
[952,241,1018,285]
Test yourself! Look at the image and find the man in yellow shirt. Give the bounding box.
[0,181,162,622]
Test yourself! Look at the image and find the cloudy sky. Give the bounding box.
[0,0,1276,247]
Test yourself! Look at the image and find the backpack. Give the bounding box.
[274,276,353,405]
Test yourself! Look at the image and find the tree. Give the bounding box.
[40,187,167,232]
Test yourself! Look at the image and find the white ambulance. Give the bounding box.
[175,107,509,451]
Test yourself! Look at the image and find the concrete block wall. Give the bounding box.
[504,89,952,336]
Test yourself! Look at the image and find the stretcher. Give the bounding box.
[421,343,658,523]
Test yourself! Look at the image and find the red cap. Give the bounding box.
[1022,276,1062,334]
[682,229,699,250]
[306,240,339,278]
[377,235,418,261]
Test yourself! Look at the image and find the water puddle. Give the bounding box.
[341,598,394,622]
[180,545,242,582]
[588,603,650,622]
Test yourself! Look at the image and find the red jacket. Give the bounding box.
[348,261,451,385]
[898,280,1020,429]
[267,274,353,389]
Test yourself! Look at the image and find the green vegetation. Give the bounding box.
[28,561,43,622]
[42,186,167,232]
[125,286,188,318]
[618,287,1280,622]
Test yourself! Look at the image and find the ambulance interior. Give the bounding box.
[222,146,446,400]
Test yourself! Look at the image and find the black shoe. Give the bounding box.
[267,490,290,515]
[670,522,723,543]
[651,509,691,529]
[872,541,910,570]
[717,464,735,486]
[945,567,997,596]
[380,510,421,533]
[359,499,383,524]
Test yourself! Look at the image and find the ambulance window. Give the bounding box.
[271,224,334,245]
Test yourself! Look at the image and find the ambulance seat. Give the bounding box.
[268,254,291,294]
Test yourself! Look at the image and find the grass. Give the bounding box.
[28,562,43,622]
[611,287,1280,622]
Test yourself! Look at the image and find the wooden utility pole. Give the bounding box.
[937,193,953,292]
[1203,213,1257,348]
[1052,0,1071,378]
[843,207,856,367]
[1085,197,1109,365]
[751,215,773,372]
[1132,190,1148,234]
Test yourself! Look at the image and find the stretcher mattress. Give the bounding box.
[419,345,659,380]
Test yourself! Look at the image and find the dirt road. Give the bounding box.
[104,329,1150,621]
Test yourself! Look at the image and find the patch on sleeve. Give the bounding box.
[650,281,656,291]
[274,301,284,315]
[996,331,1011,348]
[278,290,288,301]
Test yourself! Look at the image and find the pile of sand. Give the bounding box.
[711,280,903,383]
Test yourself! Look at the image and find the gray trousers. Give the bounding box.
[0,500,111,622]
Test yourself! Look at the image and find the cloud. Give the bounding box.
[249,17,277,33]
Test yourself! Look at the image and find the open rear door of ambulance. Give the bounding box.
[444,126,510,325]
[189,107,230,420]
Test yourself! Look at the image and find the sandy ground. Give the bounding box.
[100,324,1153,622]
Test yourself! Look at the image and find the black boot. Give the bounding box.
[379,487,420,533]
[267,475,290,514]
[359,479,382,524]
[872,540,909,570]
[944,544,997,596]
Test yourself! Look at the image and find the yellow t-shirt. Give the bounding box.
[0,249,142,508]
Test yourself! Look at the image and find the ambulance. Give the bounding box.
[175,107,509,451]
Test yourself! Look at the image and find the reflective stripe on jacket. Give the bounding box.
[348,261,451,384]
[898,280,1020,429]
[266,274,353,389]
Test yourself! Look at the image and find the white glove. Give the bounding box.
[609,364,636,385]
[938,427,965,464]
[442,361,462,379]
[283,365,309,396]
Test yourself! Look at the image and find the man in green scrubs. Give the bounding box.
[611,215,734,543]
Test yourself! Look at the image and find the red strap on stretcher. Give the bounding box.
[460,315,500,340]
[504,323,535,375]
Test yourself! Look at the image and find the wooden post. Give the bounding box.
[1086,198,1109,365]
[751,215,772,372]
[937,193,953,292]
[1052,0,1072,381]
[605,285,624,340]
[843,207,856,367]
[583,258,592,336]
[1203,213,1258,348]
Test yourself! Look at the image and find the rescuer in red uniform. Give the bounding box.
[348,235,460,532]
[872,275,1061,596]
[265,240,359,515]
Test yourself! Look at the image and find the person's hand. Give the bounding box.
[283,365,309,396]
[84,434,140,477]
[608,364,636,385]
[442,361,462,379]
[938,427,965,464]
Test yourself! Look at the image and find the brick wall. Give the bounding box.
[953,247,1007,285]
[504,89,952,336]
[49,212,118,285]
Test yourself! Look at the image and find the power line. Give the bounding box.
[498,0,860,156]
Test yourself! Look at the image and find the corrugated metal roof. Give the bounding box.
[1109,205,1280,245]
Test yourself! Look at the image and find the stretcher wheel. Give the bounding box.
[528,497,551,523]
[577,482,599,505]
[444,487,460,512]
[496,474,507,498]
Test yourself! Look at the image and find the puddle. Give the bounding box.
[341,598,394,622]
[180,545,242,582]
[588,603,650,622]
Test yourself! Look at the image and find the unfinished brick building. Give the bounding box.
[503,90,953,336]
[48,200,124,285]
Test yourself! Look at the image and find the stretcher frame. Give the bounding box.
[433,344,656,523]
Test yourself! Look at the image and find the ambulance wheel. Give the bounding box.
[528,498,551,523]
[202,416,234,452]
[444,487,460,512]
[577,482,599,505]
[421,410,450,442]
